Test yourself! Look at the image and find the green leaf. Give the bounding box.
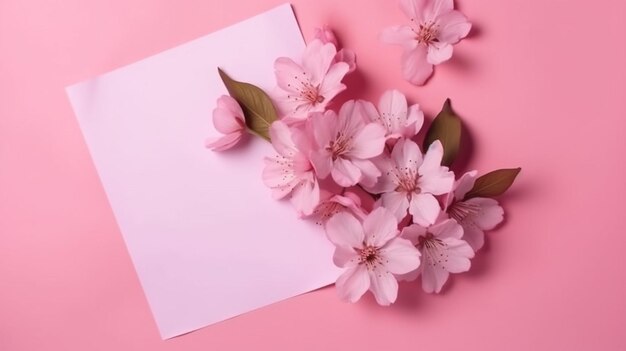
[465,168,522,199]
[218,68,278,141]
[423,98,462,167]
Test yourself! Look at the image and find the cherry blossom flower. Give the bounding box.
[309,100,386,187]
[367,138,454,225]
[326,208,421,305]
[273,39,350,121]
[313,25,357,73]
[309,190,367,225]
[381,0,472,85]
[205,95,246,151]
[401,219,474,293]
[262,121,320,216]
[443,171,504,251]
[360,89,424,139]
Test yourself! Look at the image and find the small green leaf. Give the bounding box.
[218,68,278,141]
[423,98,462,167]
[465,168,521,199]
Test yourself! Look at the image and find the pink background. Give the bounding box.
[1,0,625,350]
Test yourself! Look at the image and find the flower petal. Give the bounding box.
[380,25,417,49]
[381,191,411,221]
[404,104,424,137]
[333,246,359,268]
[336,265,370,303]
[205,132,243,151]
[363,207,399,247]
[319,62,349,102]
[401,45,433,86]
[331,158,363,187]
[380,238,421,274]
[335,48,357,73]
[348,123,387,159]
[430,218,464,239]
[274,57,305,93]
[460,222,485,251]
[326,212,365,249]
[441,237,474,272]
[269,120,297,157]
[423,0,454,22]
[391,138,423,172]
[368,265,399,306]
[352,159,381,188]
[400,224,428,246]
[378,89,408,133]
[454,170,478,200]
[427,42,453,65]
[420,260,450,293]
[302,40,337,84]
[464,197,504,230]
[290,179,320,216]
[409,193,441,226]
[436,9,472,44]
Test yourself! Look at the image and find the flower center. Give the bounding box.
[447,201,481,223]
[415,22,439,44]
[326,132,352,160]
[358,246,380,267]
[287,73,325,106]
[417,233,444,250]
[390,166,419,193]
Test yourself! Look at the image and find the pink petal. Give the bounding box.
[420,260,450,293]
[399,0,429,21]
[336,265,370,303]
[326,212,365,249]
[274,57,305,93]
[313,26,338,46]
[441,237,474,272]
[423,0,454,22]
[217,95,245,120]
[310,150,333,179]
[460,222,485,251]
[213,105,244,135]
[368,265,399,306]
[436,10,472,44]
[381,191,410,221]
[409,193,441,226]
[391,138,423,172]
[262,156,297,198]
[380,238,421,274]
[349,123,386,159]
[419,140,444,174]
[309,110,337,152]
[427,42,454,65]
[403,104,424,137]
[333,247,359,268]
[364,156,397,194]
[380,25,417,48]
[454,170,478,200]
[378,89,408,133]
[351,159,381,188]
[401,45,433,86]
[302,40,337,85]
[205,132,243,151]
[465,197,504,230]
[319,62,349,101]
[363,207,399,247]
[269,120,297,157]
[290,179,320,216]
[430,218,464,240]
[357,99,380,124]
[331,158,363,187]
[418,168,455,195]
[335,49,357,73]
[400,224,428,246]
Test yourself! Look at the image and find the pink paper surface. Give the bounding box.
[2,0,626,350]
[65,4,341,339]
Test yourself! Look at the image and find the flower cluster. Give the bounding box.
[207,0,519,306]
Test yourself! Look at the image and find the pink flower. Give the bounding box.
[262,121,320,216]
[401,219,474,293]
[368,139,454,226]
[381,0,472,85]
[360,89,424,139]
[443,171,504,251]
[309,190,367,225]
[313,25,357,73]
[205,95,246,151]
[273,39,350,121]
[326,208,421,305]
[309,100,386,187]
